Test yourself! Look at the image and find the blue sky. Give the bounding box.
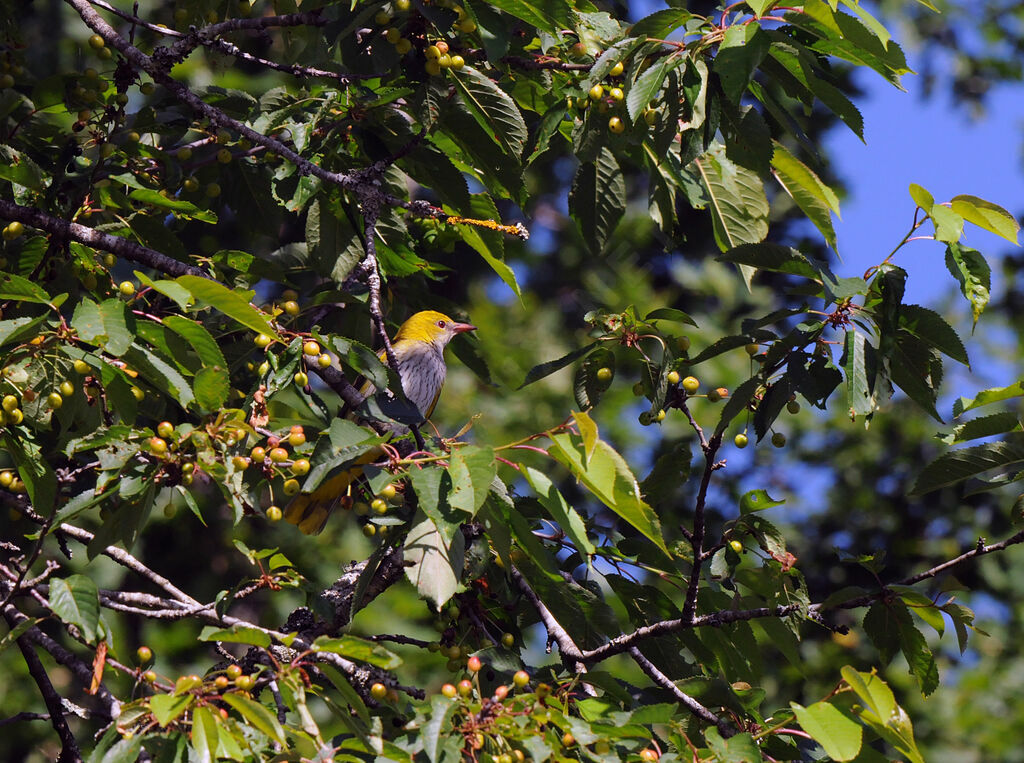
[826,63,1024,306]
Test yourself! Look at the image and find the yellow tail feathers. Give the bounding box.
[283,450,381,534]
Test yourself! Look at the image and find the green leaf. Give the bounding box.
[193,366,230,411]
[704,728,763,762]
[569,148,626,255]
[403,516,465,608]
[523,465,596,556]
[911,433,1024,494]
[899,304,968,366]
[0,617,43,655]
[954,382,1024,416]
[222,692,287,745]
[312,635,402,669]
[72,298,134,356]
[644,307,699,327]
[451,65,527,159]
[175,275,279,339]
[841,667,925,763]
[694,144,770,261]
[771,142,840,249]
[908,182,934,211]
[889,331,942,422]
[447,445,497,516]
[162,315,227,369]
[548,430,669,557]
[739,489,785,514]
[0,314,50,349]
[627,54,682,123]
[447,193,520,297]
[423,693,459,763]
[198,625,272,647]
[574,346,615,410]
[0,271,51,303]
[718,243,823,281]
[714,24,771,104]
[518,342,599,389]
[629,9,694,39]
[842,330,875,418]
[951,194,1020,244]
[135,273,193,310]
[864,600,938,695]
[929,203,964,243]
[480,0,567,36]
[128,188,217,223]
[944,411,1021,444]
[48,575,100,643]
[149,693,193,727]
[190,705,219,763]
[124,344,195,410]
[792,701,862,761]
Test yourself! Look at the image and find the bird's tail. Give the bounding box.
[283,450,380,534]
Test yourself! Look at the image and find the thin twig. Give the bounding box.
[630,646,733,737]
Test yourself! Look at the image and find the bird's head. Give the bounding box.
[394,310,476,349]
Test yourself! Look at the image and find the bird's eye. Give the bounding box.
[436,320,446,328]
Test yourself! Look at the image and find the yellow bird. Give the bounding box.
[284,310,476,534]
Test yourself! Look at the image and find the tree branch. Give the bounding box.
[509,566,586,670]
[7,614,83,763]
[0,199,209,279]
[629,646,734,738]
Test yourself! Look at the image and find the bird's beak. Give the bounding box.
[451,321,476,334]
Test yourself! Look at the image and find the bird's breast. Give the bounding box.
[396,342,446,418]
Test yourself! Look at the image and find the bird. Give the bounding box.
[283,310,476,534]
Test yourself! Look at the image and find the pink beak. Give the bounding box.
[451,321,476,334]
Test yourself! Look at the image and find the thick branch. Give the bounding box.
[2,604,120,721]
[0,199,208,279]
[509,566,586,669]
[8,615,83,763]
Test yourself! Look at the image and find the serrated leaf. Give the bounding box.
[149,693,193,727]
[771,141,840,249]
[128,188,217,223]
[124,343,193,408]
[447,445,496,515]
[162,315,227,369]
[222,692,287,745]
[945,411,1021,444]
[193,366,230,411]
[403,516,465,608]
[739,489,785,514]
[0,617,43,654]
[72,298,134,356]
[843,329,875,418]
[451,65,527,159]
[954,382,1024,416]
[714,24,771,104]
[929,203,964,243]
[190,705,219,763]
[548,430,669,557]
[574,346,615,409]
[198,625,271,647]
[447,194,520,297]
[569,148,626,255]
[792,702,861,761]
[313,635,402,669]
[0,271,51,303]
[176,275,278,339]
[48,575,100,643]
[899,304,968,366]
[911,433,1024,494]
[951,194,1020,244]
[523,465,595,556]
[518,342,599,389]
[718,242,823,281]
[694,144,770,263]
[626,54,681,122]
[629,9,695,40]
[424,693,459,763]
